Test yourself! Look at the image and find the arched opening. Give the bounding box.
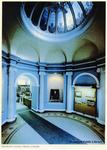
[72,40,98,63]
[73,73,99,117]
[16,75,31,111]
[15,73,39,113]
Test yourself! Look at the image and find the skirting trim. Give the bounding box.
[7,116,17,123]
[96,118,105,125]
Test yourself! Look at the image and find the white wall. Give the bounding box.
[48,73,64,101]
[44,73,66,110]
[2,66,8,124]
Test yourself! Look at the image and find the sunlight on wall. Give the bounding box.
[48,73,64,89]
[17,75,30,85]
[48,73,64,101]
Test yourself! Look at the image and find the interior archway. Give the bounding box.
[73,72,99,87]
[72,41,98,63]
[15,73,39,113]
[73,73,99,116]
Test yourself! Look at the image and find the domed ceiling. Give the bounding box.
[21,1,95,42]
[2,2,105,63]
[22,2,93,33]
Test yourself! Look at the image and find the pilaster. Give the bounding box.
[39,71,46,112]
[96,67,105,125]
[7,66,17,122]
[66,72,74,113]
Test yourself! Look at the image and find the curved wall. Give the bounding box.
[2,51,105,125]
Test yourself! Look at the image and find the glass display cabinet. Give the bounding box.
[74,86,96,116]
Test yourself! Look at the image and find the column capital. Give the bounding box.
[39,71,46,75]
[96,68,101,73]
[96,85,100,88]
[66,72,73,76]
[8,66,17,73]
[97,67,105,73]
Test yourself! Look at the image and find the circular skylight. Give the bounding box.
[21,2,95,41]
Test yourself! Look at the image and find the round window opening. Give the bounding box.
[21,2,95,42]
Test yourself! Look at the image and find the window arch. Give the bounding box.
[57,8,65,33]
[48,9,56,33]
[73,73,99,88]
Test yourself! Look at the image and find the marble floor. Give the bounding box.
[36,115,102,143]
[1,104,105,145]
[16,102,29,112]
[35,111,105,142]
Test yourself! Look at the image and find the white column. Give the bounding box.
[39,72,46,112]
[97,67,105,125]
[7,67,17,122]
[2,66,8,124]
[66,72,74,113]
[31,85,39,111]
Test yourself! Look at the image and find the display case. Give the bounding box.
[74,86,96,116]
[17,85,32,104]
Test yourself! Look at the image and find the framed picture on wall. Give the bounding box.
[49,89,63,102]
[50,89,59,100]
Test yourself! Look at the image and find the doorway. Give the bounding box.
[15,73,39,113]
[16,75,32,111]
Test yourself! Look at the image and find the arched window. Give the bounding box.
[32,4,43,26]
[48,9,56,33]
[82,2,93,15]
[57,8,65,33]
[64,3,74,30]
[24,2,34,18]
[40,8,49,31]
[72,2,84,25]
